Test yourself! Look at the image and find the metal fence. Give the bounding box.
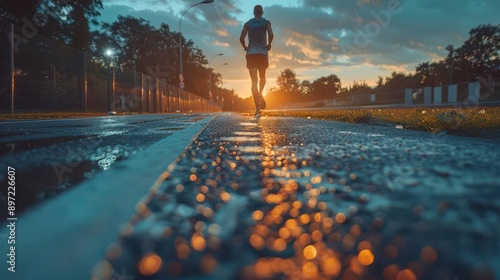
[0,19,221,114]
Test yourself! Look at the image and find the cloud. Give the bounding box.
[212,40,230,47]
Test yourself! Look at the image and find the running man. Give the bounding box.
[240,4,274,118]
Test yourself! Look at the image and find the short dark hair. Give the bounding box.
[254,5,263,16]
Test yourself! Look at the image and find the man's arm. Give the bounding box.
[266,20,274,50]
[240,23,249,51]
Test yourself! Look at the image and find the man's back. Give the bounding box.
[246,17,269,55]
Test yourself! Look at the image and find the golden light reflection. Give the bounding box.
[322,257,341,277]
[220,192,231,202]
[196,193,205,203]
[335,212,347,224]
[191,234,206,251]
[138,253,163,276]
[302,261,319,279]
[350,256,365,275]
[250,234,265,250]
[252,210,264,221]
[358,249,375,266]
[303,245,317,260]
[274,238,287,252]
[176,243,191,260]
[279,227,291,239]
[420,246,438,263]
[396,269,417,280]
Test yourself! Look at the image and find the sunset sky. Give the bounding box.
[98,0,500,98]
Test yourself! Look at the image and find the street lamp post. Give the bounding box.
[105,49,117,114]
[209,53,223,99]
[179,0,214,89]
[216,62,228,103]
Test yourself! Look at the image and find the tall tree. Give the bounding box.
[64,0,103,51]
[0,0,103,51]
[276,68,300,101]
[0,0,38,24]
[455,24,500,80]
[300,80,312,98]
[310,74,341,99]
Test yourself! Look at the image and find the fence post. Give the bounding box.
[448,84,457,103]
[434,86,442,104]
[82,52,88,112]
[404,89,413,105]
[141,73,144,113]
[468,81,480,103]
[424,87,432,104]
[112,68,116,111]
[9,23,15,114]
[166,84,170,112]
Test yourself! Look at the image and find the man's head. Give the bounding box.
[253,5,264,17]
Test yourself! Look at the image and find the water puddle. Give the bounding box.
[179,117,204,122]
[240,122,258,127]
[45,124,91,128]
[220,137,261,142]
[126,117,174,125]
[0,131,24,138]
[237,146,264,153]
[157,127,186,131]
[0,135,97,156]
[234,132,261,136]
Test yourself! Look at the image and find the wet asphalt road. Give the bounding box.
[0,114,210,216]
[96,114,499,280]
[1,113,499,280]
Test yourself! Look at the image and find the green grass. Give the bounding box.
[264,107,500,138]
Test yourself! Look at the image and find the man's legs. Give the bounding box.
[258,68,266,94]
[248,68,260,111]
[257,68,267,109]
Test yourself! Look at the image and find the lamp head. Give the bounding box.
[105,49,114,56]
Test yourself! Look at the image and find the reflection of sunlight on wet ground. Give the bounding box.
[241,120,432,280]
[242,128,361,279]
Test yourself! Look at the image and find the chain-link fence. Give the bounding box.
[0,19,221,114]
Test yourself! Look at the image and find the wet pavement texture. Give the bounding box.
[98,114,500,280]
[0,114,208,216]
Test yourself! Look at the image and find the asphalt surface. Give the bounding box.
[0,114,210,216]
[98,114,498,280]
[1,113,499,280]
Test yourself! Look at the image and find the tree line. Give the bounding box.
[265,24,499,107]
[0,0,248,110]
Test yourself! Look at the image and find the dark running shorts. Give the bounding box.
[246,54,269,70]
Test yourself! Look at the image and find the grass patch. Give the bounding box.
[264,107,500,138]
